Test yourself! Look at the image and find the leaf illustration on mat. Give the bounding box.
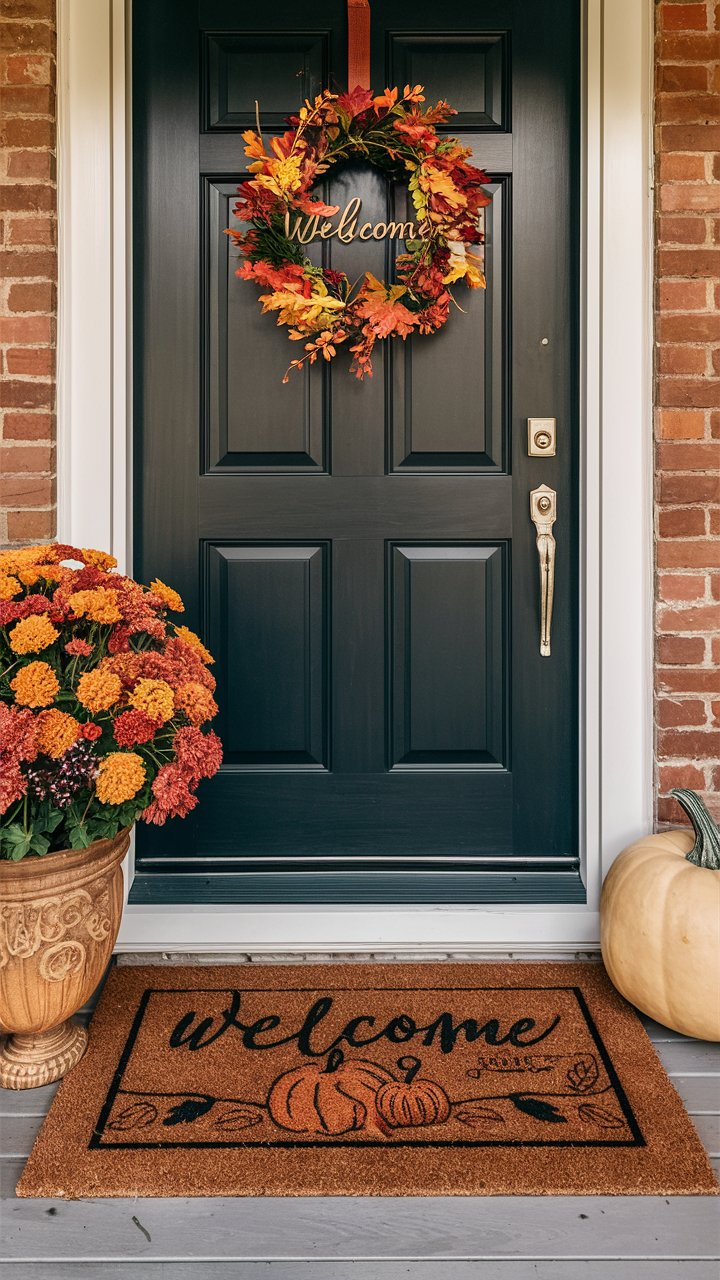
[509,1094,567,1124]
[106,1101,158,1131]
[578,1102,626,1129]
[213,1105,264,1132]
[455,1104,505,1127]
[162,1095,216,1126]
[566,1054,599,1093]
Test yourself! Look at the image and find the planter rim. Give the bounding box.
[0,827,131,895]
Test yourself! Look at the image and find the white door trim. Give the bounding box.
[56,0,654,955]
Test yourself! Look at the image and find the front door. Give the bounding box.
[131,0,580,903]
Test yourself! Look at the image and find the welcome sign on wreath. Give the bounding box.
[227,2,492,381]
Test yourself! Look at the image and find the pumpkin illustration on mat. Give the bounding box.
[267,1049,394,1135]
[601,788,720,1041]
[375,1056,451,1129]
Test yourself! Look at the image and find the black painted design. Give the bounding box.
[89,985,644,1153]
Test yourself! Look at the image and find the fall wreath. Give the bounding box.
[227,84,492,380]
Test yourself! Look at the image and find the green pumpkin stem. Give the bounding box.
[670,788,720,870]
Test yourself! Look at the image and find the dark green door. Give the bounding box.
[131,0,580,903]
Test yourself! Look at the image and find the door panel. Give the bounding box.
[132,0,581,902]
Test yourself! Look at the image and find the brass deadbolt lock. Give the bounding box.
[528,418,557,457]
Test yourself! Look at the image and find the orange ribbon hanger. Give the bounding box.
[347,0,371,89]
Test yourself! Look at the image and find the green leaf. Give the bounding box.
[1,824,32,861]
[29,831,51,857]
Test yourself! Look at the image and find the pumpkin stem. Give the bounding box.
[670,788,720,870]
[324,1048,344,1073]
[397,1055,421,1084]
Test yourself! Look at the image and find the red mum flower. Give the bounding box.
[173,726,223,784]
[81,722,103,741]
[65,638,93,657]
[142,764,198,824]
[113,708,161,747]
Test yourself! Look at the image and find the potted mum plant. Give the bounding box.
[0,543,222,1088]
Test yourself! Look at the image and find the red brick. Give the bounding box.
[658,668,720,693]
[0,117,53,148]
[657,344,706,373]
[6,280,55,311]
[0,475,54,506]
[6,214,54,245]
[657,64,709,92]
[0,379,52,409]
[657,377,720,408]
[710,507,720,532]
[0,249,55,279]
[656,409,706,439]
[6,509,54,541]
[658,247,720,277]
[656,635,706,664]
[712,574,720,600]
[2,410,53,440]
[656,34,720,60]
[0,54,54,85]
[0,313,52,342]
[0,444,54,473]
[658,604,720,632]
[657,572,707,601]
[658,313,720,342]
[711,701,720,727]
[0,84,53,114]
[661,183,720,212]
[656,442,720,469]
[658,763,707,791]
[659,124,720,152]
[657,281,708,316]
[657,540,720,568]
[0,0,55,14]
[658,506,707,536]
[6,149,55,180]
[656,93,719,124]
[5,345,53,376]
[659,4,709,31]
[658,729,720,757]
[657,794,716,825]
[0,23,55,53]
[660,472,720,502]
[658,215,707,245]
[656,698,707,727]
[713,636,720,664]
[657,153,707,182]
[0,182,54,213]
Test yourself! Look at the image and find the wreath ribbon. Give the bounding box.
[347,0,371,91]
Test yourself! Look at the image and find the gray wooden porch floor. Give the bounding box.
[1,1007,718,1278]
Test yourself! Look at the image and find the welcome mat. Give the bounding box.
[17,963,718,1198]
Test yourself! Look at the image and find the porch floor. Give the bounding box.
[1,999,718,1278]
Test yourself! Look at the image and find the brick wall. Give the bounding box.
[654,0,720,823]
[0,0,57,546]
[0,2,717,825]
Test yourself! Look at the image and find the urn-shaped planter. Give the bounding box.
[0,828,129,1089]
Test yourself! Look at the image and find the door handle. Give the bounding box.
[530,485,557,657]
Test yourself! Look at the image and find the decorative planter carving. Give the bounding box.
[0,828,130,1089]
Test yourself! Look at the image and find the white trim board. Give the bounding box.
[56,0,654,955]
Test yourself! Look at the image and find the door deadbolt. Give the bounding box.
[528,417,556,457]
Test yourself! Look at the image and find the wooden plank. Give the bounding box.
[0,1083,59,1117]
[0,1115,45,1158]
[2,1195,719,1261]
[5,1264,720,1279]
[672,1076,720,1112]
[692,1114,720,1155]
[656,1042,720,1074]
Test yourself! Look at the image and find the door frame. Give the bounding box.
[56,0,654,955]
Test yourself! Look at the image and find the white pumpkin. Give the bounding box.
[601,789,720,1041]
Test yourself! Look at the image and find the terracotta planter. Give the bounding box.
[0,828,130,1089]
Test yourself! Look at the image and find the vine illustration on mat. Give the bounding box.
[226,85,492,380]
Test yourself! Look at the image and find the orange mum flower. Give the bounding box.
[67,588,122,625]
[76,667,122,712]
[10,661,60,708]
[174,681,218,726]
[96,751,146,804]
[0,574,22,600]
[174,625,214,664]
[150,578,184,612]
[130,677,175,724]
[81,548,118,570]
[36,709,82,759]
[9,613,60,655]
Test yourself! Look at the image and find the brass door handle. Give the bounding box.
[530,485,557,657]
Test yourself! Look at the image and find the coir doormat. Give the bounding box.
[17,962,718,1198]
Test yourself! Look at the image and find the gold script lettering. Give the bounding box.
[285,198,422,246]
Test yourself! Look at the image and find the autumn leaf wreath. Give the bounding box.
[227,85,492,380]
